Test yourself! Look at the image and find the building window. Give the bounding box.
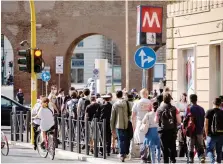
[71,53,84,68]
[77,41,84,47]
[71,53,84,83]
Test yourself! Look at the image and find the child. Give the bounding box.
[33,97,54,149]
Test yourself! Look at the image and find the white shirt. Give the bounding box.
[142,111,158,129]
[37,107,54,131]
[32,103,41,125]
[132,98,152,121]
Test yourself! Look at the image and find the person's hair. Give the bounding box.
[127,94,134,102]
[42,97,49,104]
[96,93,101,98]
[83,88,90,96]
[58,88,64,94]
[70,87,75,91]
[140,88,149,98]
[51,85,57,89]
[116,90,123,98]
[70,91,77,99]
[163,92,172,104]
[190,94,197,104]
[153,102,159,112]
[219,95,223,102]
[164,87,170,92]
[180,93,187,103]
[91,96,96,102]
[213,98,221,106]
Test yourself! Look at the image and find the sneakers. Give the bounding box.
[120,156,125,162]
[200,157,205,163]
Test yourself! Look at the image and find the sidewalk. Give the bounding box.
[8,140,211,164]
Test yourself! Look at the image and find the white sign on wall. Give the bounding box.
[56,56,63,74]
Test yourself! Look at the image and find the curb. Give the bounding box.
[9,141,132,164]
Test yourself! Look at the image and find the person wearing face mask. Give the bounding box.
[48,85,59,114]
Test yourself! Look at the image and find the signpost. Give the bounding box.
[134,46,157,88]
[56,56,63,89]
[136,6,163,46]
[41,71,51,96]
[93,68,99,93]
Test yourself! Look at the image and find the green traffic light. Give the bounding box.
[18,50,27,57]
[18,58,27,65]
[19,66,27,72]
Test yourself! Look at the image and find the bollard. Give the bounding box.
[103,119,106,159]
[85,117,89,155]
[61,114,65,150]
[69,115,73,152]
[94,118,98,157]
[26,111,31,142]
[54,114,58,148]
[13,106,18,141]
[10,112,13,141]
[77,117,81,153]
[19,111,23,142]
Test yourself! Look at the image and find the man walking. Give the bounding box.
[185,94,205,163]
[16,88,24,105]
[155,92,181,163]
[110,90,131,162]
[205,98,223,164]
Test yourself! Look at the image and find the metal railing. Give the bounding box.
[10,108,107,159]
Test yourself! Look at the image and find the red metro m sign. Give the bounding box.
[136,6,163,46]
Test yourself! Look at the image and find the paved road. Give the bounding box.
[1,145,90,163]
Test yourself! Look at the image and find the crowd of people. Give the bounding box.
[31,84,223,163]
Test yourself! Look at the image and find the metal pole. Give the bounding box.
[93,118,98,157]
[19,111,23,142]
[125,0,129,91]
[30,0,37,145]
[103,119,106,159]
[58,74,60,89]
[68,115,73,152]
[111,41,114,92]
[10,112,13,141]
[61,114,65,150]
[46,82,48,96]
[85,117,89,155]
[77,117,81,153]
[26,111,30,143]
[12,106,17,141]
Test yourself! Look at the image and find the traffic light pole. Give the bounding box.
[30,0,37,145]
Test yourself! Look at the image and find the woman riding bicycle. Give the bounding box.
[33,97,55,149]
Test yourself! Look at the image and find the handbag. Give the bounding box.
[126,101,133,140]
[140,113,150,135]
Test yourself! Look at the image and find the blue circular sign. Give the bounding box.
[134,46,157,69]
[41,71,51,82]
[93,69,99,75]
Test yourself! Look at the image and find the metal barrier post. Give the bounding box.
[77,117,81,153]
[13,106,18,141]
[26,111,31,142]
[19,111,23,142]
[85,117,89,155]
[54,114,58,148]
[69,115,73,152]
[10,112,13,141]
[61,114,65,150]
[94,118,98,157]
[103,119,106,159]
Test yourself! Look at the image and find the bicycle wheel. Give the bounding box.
[47,133,55,160]
[36,133,48,158]
[1,133,9,156]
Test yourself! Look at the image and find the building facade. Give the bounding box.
[166,0,223,109]
[71,35,120,84]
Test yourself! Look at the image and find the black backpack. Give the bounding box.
[160,105,176,130]
[211,108,223,134]
[80,98,90,120]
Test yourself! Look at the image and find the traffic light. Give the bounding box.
[34,49,43,73]
[17,49,31,73]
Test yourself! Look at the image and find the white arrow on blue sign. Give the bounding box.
[134,46,157,69]
[41,71,51,82]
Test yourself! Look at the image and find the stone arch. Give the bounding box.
[61,33,122,92]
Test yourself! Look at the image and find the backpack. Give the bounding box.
[160,105,176,130]
[66,99,78,119]
[211,109,223,134]
[80,98,90,120]
[183,107,196,137]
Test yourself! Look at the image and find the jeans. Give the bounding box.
[159,130,177,163]
[206,135,223,163]
[116,129,130,157]
[187,134,205,159]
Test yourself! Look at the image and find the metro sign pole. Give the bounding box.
[136,5,163,90]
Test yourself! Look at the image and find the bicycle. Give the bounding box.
[36,127,55,160]
[1,131,9,156]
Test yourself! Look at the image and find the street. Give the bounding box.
[1,145,89,163]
